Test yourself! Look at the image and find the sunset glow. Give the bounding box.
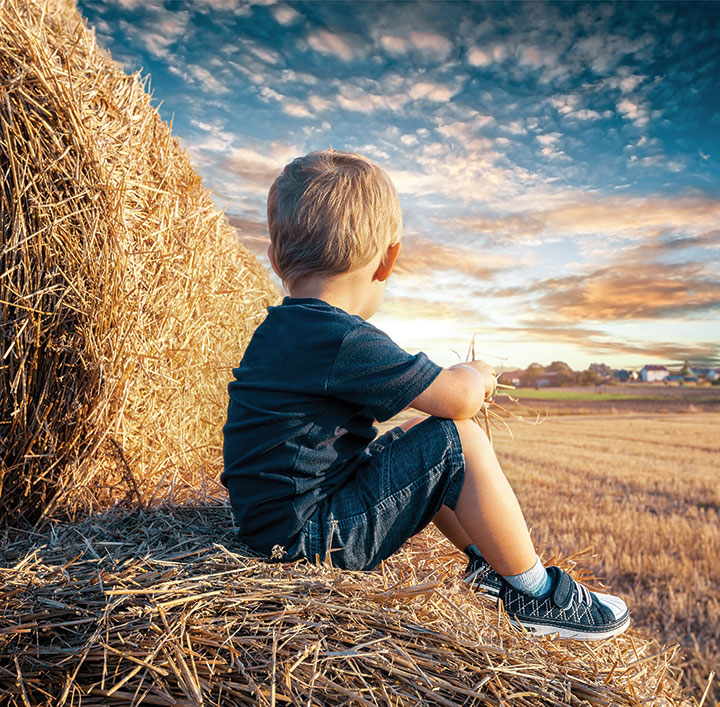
[80,0,720,370]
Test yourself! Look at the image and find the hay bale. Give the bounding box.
[0,0,278,525]
[0,505,686,706]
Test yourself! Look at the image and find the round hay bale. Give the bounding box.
[0,0,278,526]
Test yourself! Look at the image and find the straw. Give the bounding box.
[462,336,544,444]
[0,0,278,527]
[0,503,686,706]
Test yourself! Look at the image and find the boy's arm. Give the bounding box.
[410,360,496,420]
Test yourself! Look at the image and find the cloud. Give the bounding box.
[442,194,720,244]
[408,82,456,102]
[379,31,451,59]
[536,133,561,146]
[617,98,650,128]
[550,94,602,121]
[283,102,312,118]
[222,143,300,187]
[186,64,230,94]
[408,30,451,57]
[226,214,270,258]
[307,30,359,61]
[493,320,719,365]
[467,47,492,67]
[394,236,516,281]
[272,4,301,25]
[495,260,720,322]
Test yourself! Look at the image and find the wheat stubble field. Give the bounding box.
[385,389,720,701]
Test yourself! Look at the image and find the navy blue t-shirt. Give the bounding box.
[222,297,442,554]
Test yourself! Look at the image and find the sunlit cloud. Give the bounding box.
[271,4,301,26]
[307,30,360,61]
[441,195,720,245]
[395,236,517,281]
[504,262,720,322]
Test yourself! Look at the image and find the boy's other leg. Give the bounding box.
[450,418,537,577]
[433,505,472,551]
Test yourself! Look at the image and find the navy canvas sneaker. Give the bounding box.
[464,553,503,598]
[500,566,630,640]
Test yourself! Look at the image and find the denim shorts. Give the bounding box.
[277,416,465,571]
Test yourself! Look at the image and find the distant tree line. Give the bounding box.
[501,361,610,388]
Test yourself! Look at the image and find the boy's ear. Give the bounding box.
[267,243,282,278]
[374,241,402,282]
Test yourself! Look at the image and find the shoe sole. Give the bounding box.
[508,613,631,641]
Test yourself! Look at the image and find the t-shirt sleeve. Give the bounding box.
[326,321,442,422]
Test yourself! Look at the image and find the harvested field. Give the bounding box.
[0,505,686,706]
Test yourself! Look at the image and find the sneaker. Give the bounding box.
[464,553,503,598]
[500,566,630,640]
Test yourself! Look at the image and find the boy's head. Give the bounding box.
[267,150,402,290]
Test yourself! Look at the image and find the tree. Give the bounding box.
[578,368,602,386]
[547,361,575,386]
[522,362,545,387]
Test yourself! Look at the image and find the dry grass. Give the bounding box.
[0,504,687,706]
[0,0,277,526]
[489,412,720,704]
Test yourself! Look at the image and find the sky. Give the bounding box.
[77,0,720,371]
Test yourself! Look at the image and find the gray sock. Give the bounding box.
[502,556,552,597]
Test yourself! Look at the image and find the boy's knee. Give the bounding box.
[451,418,492,450]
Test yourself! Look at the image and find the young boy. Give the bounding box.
[222,149,629,640]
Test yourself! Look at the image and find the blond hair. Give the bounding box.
[267,150,402,288]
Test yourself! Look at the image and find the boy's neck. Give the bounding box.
[288,255,384,320]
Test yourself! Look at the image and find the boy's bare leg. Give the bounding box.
[440,418,537,576]
[433,505,472,551]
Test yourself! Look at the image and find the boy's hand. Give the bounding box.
[453,360,497,401]
[410,359,497,420]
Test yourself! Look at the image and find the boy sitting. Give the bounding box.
[222,150,629,640]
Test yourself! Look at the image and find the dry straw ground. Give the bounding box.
[0,0,276,527]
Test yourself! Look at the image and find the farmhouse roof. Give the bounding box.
[641,364,669,371]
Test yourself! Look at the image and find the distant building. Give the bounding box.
[614,369,631,382]
[694,367,719,381]
[535,371,559,387]
[640,365,670,382]
[499,369,524,387]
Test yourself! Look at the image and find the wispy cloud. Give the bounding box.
[395,236,517,281]
[307,30,361,61]
[499,261,720,322]
[440,194,720,245]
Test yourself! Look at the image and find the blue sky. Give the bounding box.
[78,0,720,370]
